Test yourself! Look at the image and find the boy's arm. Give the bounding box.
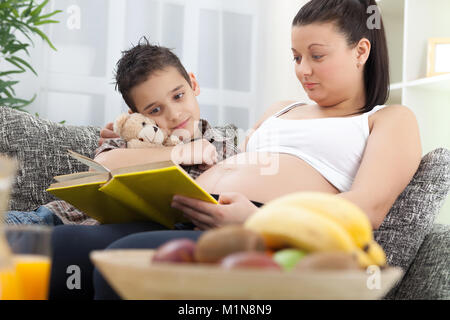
[94,146,177,170]
[94,139,217,171]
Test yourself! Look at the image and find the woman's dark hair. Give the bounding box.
[292,0,390,114]
[115,37,192,112]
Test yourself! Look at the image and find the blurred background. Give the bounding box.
[11,0,309,132]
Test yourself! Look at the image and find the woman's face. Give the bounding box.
[291,22,369,108]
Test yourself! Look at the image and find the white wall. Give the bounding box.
[9,0,311,127]
[255,0,311,120]
[6,32,44,117]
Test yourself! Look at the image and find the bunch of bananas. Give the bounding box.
[244,192,386,268]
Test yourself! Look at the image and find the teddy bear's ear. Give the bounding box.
[113,113,130,136]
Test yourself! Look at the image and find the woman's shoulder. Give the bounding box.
[268,100,299,114]
[370,104,418,131]
[251,100,299,129]
[372,104,416,120]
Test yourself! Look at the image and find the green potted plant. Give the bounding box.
[0,0,61,111]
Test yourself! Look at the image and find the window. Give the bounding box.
[39,0,260,140]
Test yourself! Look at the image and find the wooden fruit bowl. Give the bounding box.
[90,249,403,300]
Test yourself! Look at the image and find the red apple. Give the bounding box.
[152,238,197,263]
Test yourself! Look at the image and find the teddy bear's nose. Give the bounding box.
[153,126,158,133]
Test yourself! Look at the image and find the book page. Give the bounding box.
[68,150,110,173]
[110,160,177,176]
[54,171,102,182]
[47,172,110,189]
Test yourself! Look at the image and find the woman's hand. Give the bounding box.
[98,122,119,146]
[171,192,260,230]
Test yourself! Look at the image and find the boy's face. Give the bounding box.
[129,66,201,140]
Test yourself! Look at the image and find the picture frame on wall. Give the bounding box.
[426,38,450,77]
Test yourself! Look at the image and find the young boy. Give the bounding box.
[5,38,238,226]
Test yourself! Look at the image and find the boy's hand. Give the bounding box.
[98,122,119,146]
[172,139,218,166]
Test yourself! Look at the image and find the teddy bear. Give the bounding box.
[113,113,182,148]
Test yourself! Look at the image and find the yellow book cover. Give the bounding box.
[46,151,218,228]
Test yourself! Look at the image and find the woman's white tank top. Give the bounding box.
[246,102,387,192]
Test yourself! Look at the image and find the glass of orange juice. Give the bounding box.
[0,155,21,300]
[3,225,52,300]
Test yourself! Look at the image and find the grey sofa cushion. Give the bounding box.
[374,148,450,274]
[391,224,450,299]
[0,107,100,211]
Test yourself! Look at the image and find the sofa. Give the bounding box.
[1,106,449,300]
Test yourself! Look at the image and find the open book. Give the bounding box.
[46,150,218,228]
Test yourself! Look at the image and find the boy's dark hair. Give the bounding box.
[293,0,390,115]
[114,37,192,112]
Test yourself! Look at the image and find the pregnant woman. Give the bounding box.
[89,0,422,299]
[169,0,422,231]
[53,0,422,300]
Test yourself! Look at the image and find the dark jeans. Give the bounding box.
[93,230,204,300]
[49,221,168,300]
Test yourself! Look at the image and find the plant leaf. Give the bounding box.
[36,10,62,21]
[0,83,16,97]
[0,70,24,77]
[0,94,36,108]
[30,0,49,18]
[29,26,57,51]
[4,18,35,45]
[9,55,37,76]
[34,19,59,26]
[20,0,33,18]
[0,80,20,90]
[5,41,30,55]
[3,87,15,98]
[5,57,25,72]
[1,0,59,111]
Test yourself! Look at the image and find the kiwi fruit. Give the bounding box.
[194,225,266,263]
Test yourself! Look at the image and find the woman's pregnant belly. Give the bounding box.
[195,152,339,203]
